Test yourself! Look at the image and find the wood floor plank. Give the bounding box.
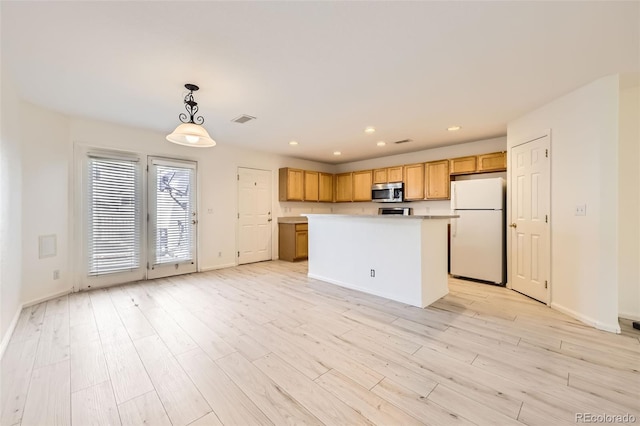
[223,333,270,361]
[188,412,224,426]
[216,352,322,425]
[21,360,71,426]
[253,353,373,425]
[70,338,109,393]
[34,312,70,368]
[133,334,211,426]
[90,290,123,331]
[99,326,154,404]
[71,380,120,426]
[45,295,69,317]
[167,308,235,360]
[117,307,156,341]
[10,303,45,344]
[69,292,94,327]
[315,369,424,426]
[371,377,474,425]
[117,391,171,426]
[176,348,272,426]
[142,307,199,356]
[0,338,38,425]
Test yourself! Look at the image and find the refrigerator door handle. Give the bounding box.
[451,217,457,237]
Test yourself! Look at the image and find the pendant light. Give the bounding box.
[166,84,216,147]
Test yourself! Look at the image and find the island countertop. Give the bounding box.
[277,216,308,224]
[303,213,459,219]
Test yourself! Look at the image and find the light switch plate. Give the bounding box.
[575,204,587,216]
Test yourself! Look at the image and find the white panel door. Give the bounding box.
[510,135,550,303]
[147,157,197,279]
[238,168,272,264]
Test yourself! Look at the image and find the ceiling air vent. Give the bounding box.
[232,114,256,124]
[393,139,412,145]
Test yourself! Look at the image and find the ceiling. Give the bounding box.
[2,1,638,164]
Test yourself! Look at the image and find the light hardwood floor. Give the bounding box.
[2,261,639,425]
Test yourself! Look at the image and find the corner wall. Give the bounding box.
[0,66,23,348]
[618,77,640,320]
[507,74,620,332]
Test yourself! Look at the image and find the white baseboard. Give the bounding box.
[199,263,237,272]
[551,302,621,334]
[1,287,73,361]
[618,311,640,322]
[22,288,73,308]
[0,306,23,361]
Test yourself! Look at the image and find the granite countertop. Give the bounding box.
[303,214,459,219]
[277,216,309,224]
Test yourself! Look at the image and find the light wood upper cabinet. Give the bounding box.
[477,151,507,172]
[450,156,477,175]
[372,168,388,184]
[373,166,403,184]
[304,171,319,201]
[318,173,333,202]
[425,160,450,200]
[387,166,403,182]
[403,163,425,200]
[279,168,304,201]
[352,170,373,202]
[335,172,353,202]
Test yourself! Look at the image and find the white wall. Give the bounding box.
[507,74,620,332]
[618,78,640,320]
[20,102,72,304]
[0,67,23,348]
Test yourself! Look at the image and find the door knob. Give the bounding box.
[509,223,517,228]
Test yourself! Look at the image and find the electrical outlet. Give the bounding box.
[53,270,60,280]
[207,208,213,214]
[575,204,587,216]
[370,269,375,278]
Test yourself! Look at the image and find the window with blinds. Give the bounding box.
[87,156,141,276]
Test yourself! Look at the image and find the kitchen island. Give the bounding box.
[304,214,457,308]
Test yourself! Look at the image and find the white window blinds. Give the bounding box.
[87,156,141,276]
[152,163,194,265]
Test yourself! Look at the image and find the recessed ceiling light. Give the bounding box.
[364,127,376,134]
[376,141,386,147]
[447,126,461,131]
[333,151,342,156]
[289,141,298,146]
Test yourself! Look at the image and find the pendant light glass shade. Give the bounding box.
[166,123,216,147]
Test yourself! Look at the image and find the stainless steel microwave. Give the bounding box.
[371,182,404,203]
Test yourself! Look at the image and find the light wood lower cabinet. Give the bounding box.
[403,163,425,200]
[279,223,308,261]
[335,173,353,202]
[352,170,372,201]
[425,160,450,199]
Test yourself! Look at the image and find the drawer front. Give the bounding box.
[295,223,308,231]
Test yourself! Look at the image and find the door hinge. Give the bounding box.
[237,213,240,219]
[147,213,150,222]
[545,214,548,223]
[545,280,548,289]
[237,174,240,181]
[146,262,149,270]
[237,251,240,257]
[545,149,548,158]
[146,165,149,172]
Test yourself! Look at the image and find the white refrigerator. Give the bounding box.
[450,178,505,285]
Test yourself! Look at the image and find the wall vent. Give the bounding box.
[393,139,412,144]
[232,114,256,124]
